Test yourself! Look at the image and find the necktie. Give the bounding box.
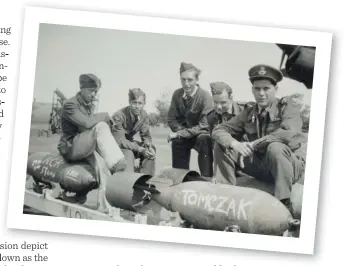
[258,109,267,137]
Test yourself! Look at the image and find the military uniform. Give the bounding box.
[167,62,214,177]
[111,89,156,176]
[207,81,243,134]
[58,74,125,176]
[212,65,306,202]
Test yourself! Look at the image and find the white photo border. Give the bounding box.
[6,6,332,255]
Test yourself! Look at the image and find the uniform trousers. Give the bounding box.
[62,121,125,171]
[213,141,305,200]
[171,133,213,177]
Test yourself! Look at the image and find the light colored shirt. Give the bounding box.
[182,85,199,99]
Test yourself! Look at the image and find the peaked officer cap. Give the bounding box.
[248,64,283,85]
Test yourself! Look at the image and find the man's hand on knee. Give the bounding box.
[230,140,254,157]
[228,140,255,169]
[141,147,156,160]
[147,144,156,159]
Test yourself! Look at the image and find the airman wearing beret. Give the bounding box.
[57,74,126,203]
[167,62,214,178]
[207,81,243,134]
[111,88,156,176]
[212,64,306,213]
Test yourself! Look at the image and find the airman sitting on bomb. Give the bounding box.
[211,64,306,213]
[57,74,127,202]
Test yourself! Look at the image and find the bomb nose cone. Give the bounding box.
[150,186,174,211]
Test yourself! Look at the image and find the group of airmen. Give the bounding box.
[56,61,307,214]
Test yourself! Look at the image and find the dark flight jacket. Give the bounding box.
[167,86,213,139]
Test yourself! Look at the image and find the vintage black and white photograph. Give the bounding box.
[7,7,332,255]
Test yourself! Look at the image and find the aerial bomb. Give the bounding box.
[105,171,154,212]
[150,180,293,235]
[236,174,303,219]
[27,152,98,193]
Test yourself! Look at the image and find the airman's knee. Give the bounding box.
[196,134,212,144]
[196,134,213,152]
[171,138,184,148]
[150,144,157,152]
[266,142,290,157]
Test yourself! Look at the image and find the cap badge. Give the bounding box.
[258,66,267,76]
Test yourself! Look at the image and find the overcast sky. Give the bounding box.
[33,23,312,114]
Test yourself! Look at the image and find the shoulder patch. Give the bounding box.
[111,113,125,132]
[113,114,122,122]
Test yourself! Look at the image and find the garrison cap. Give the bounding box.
[79,74,101,89]
[210,81,233,96]
[180,62,201,75]
[248,64,283,85]
[129,88,146,101]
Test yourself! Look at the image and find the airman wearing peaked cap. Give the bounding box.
[248,64,283,85]
[212,64,306,214]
